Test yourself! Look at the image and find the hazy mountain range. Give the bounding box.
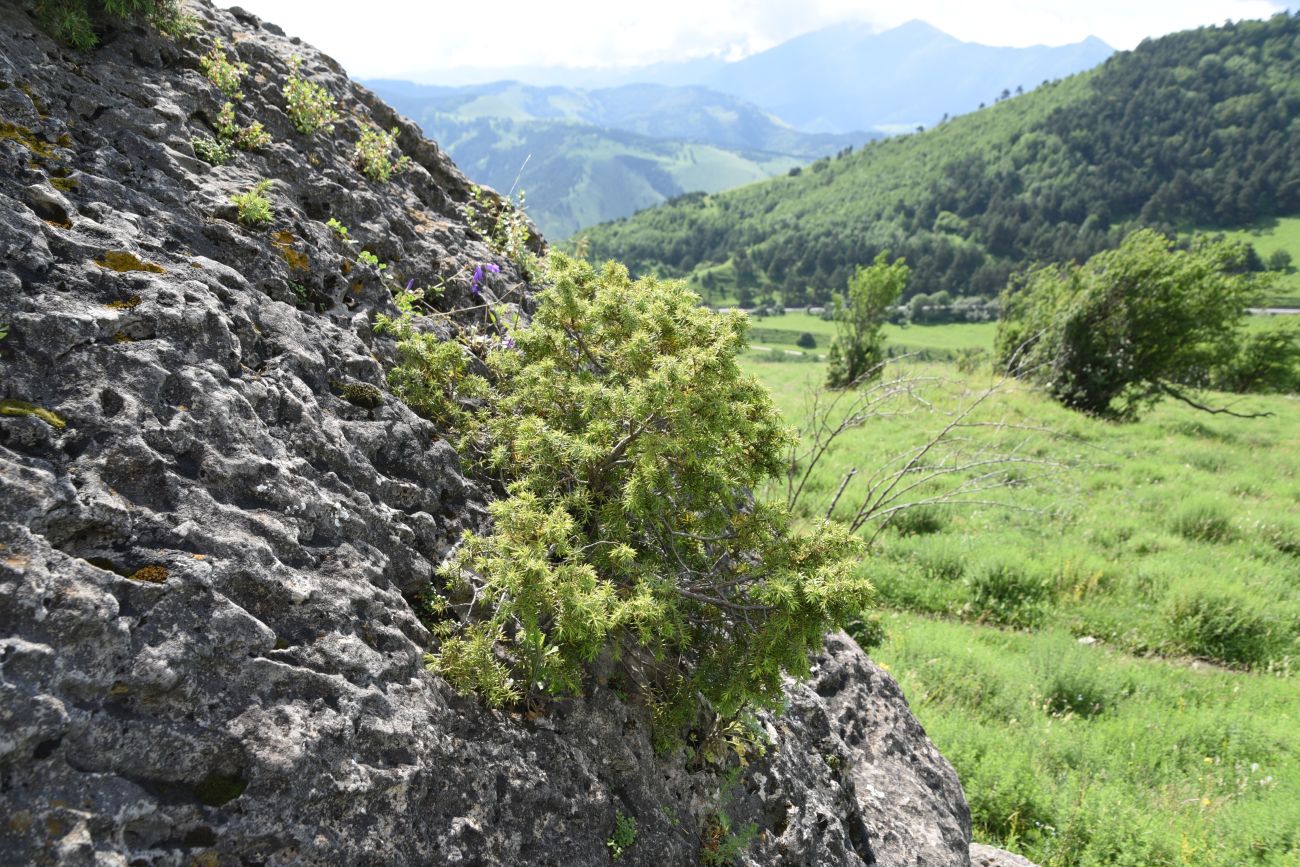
[367,20,1114,238]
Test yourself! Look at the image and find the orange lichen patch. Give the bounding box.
[49,176,78,193]
[271,230,310,271]
[4,554,31,569]
[0,121,55,158]
[128,565,169,584]
[95,251,165,273]
[113,333,133,344]
[192,554,207,561]
[406,207,434,234]
[351,281,363,294]
[106,295,142,310]
[340,259,352,276]
[44,219,72,230]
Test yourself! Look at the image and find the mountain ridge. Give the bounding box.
[369,79,871,238]
[399,20,1114,134]
[578,13,1300,305]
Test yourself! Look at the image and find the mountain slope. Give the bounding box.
[579,13,1300,304]
[700,20,1114,134]
[406,21,1113,135]
[368,80,868,238]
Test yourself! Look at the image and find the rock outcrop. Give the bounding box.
[1,3,975,864]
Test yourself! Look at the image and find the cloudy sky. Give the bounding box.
[221,0,1291,79]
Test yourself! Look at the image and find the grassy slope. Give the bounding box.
[740,335,1300,865]
[1213,216,1300,307]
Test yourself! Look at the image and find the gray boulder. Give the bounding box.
[0,2,975,864]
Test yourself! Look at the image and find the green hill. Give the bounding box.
[579,13,1300,305]
[368,81,868,239]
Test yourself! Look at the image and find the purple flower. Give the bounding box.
[470,262,500,297]
[405,278,415,292]
[501,335,516,350]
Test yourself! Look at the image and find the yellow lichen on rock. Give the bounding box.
[0,399,67,429]
[95,251,166,273]
[272,230,310,271]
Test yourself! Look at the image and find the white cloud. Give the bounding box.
[219,0,1289,78]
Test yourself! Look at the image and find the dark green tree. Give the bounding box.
[996,229,1270,420]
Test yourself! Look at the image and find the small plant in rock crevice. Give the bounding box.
[199,37,248,100]
[606,812,637,860]
[191,134,231,166]
[215,101,270,151]
[700,811,759,866]
[33,0,195,51]
[230,180,273,228]
[464,185,539,282]
[326,218,350,241]
[353,126,409,182]
[283,55,340,135]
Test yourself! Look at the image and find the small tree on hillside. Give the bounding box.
[996,229,1271,420]
[826,252,909,388]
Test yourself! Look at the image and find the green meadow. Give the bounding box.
[746,311,998,359]
[1214,216,1300,308]
[741,328,1300,866]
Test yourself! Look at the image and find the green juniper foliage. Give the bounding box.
[383,253,866,727]
[32,0,192,50]
[283,56,341,135]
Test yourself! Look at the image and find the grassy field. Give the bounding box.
[741,336,1300,866]
[746,311,997,359]
[1213,216,1300,308]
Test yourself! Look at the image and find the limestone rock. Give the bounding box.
[0,3,975,864]
[971,842,1042,867]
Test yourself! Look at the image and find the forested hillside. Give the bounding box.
[580,14,1300,304]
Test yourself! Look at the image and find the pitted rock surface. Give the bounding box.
[971,843,1042,867]
[0,3,972,865]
